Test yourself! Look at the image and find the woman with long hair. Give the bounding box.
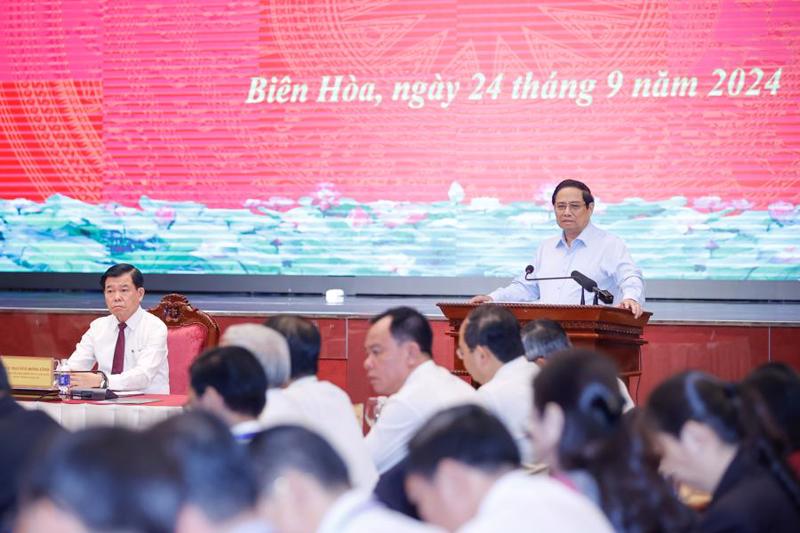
[530,349,695,533]
[646,370,800,533]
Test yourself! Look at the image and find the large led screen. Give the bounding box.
[1,1,799,280]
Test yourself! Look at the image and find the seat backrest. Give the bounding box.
[148,294,220,395]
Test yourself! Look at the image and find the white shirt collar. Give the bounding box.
[290,375,319,388]
[475,470,527,514]
[491,356,536,382]
[556,222,600,249]
[231,419,263,440]
[116,306,145,330]
[402,359,435,389]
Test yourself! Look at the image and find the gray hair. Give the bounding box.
[220,324,290,388]
[520,318,572,362]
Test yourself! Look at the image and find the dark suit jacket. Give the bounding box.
[699,449,800,533]
[0,395,64,529]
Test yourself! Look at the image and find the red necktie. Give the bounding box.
[111,322,126,374]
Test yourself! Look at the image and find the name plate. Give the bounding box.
[1,356,55,390]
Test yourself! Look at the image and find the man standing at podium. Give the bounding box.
[65,263,169,393]
[471,179,644,318]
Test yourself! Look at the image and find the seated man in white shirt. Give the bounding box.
[363,307,476,475]
[66,263,169,393]
[471,179,644,319]
[404,405,615,533]
[263,315,378,490]
[188,346,267,443]
[521,318,634,410]
[457,304,539,464]
[248,425,440,533]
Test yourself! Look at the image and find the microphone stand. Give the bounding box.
[524,270,613,306]
[524,272,588,306]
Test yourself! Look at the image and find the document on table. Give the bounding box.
[110,390,145,397]
[98,398,161,405]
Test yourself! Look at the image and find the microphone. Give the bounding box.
[571,271,614,305]
[570,270,597,292]
[522,266,614,305]
[524,265,534,280]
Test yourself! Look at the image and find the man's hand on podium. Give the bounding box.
[619,299,643,319]
[469,295,494,304]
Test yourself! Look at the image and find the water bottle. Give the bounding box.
[55,360,71,399]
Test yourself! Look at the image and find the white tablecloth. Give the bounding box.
[21,398,185,431]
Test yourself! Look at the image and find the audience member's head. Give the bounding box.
[364,306,433,396]
[16,427,183,533]
[405,404,519,530]
[521,318,571,363]
[220,323,290,389]
[743,362,800,452]
[1,359,66,532]
[646,371,800,504]
[531,349,625,467]
[249,425,350,533]
[533,349,694,533]
[148,411,260,533]
[458,304,525,384]
[189,346,267,425]
[264,315,321,381]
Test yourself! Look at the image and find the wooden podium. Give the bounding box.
[437,303,652,385]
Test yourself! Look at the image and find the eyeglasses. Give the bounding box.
[554,202,586,213]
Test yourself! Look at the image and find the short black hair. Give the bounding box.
[551,179,594,206]
[100,263,144,289]
[0,358,9,393]
[464,304,525,363]
[20,427,183,533]
[148,411,258,523]
[370,306,433,356]
[521,319,572,361]
[407,404,520,479]
[264,315,321,379]
[189,346,267,417]
[249,425,350,496]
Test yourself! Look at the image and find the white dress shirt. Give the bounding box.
[489,223,644,305]
[365,360,477,474]
[260,377,379,489]
[318,490,442,533]
[476,356,539,464]
[260,388,299,424]
[66,306,169,393]
[458,471,615,533]
[231,419,264,444]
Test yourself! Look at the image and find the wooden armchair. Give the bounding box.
[148,294,220,394]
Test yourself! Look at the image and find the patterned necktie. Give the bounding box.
[111,322,127,374]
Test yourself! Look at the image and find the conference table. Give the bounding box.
[20,394,187,431]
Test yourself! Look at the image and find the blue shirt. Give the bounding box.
[488,223,644,305]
